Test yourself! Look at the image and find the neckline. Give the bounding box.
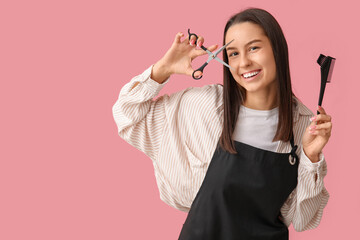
[240,105,279,115]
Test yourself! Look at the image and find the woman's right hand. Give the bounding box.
[151,31,218,83]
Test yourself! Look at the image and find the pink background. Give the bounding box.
[1,0,358,239]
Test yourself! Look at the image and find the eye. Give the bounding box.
[229,52,238,57]
[249,46,259,51]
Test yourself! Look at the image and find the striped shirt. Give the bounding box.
[112,64,330,232]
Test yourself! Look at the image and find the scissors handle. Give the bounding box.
[188,29,210,80]
[192,62,208,80]
[188,28,199,45]
[188,29,209,50]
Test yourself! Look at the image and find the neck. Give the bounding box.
[243,91,278,110]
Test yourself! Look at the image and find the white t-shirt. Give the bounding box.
[232,105,280,152]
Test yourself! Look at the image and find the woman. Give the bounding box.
[112,7,331,240]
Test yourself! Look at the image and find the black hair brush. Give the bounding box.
[317,54,336,114]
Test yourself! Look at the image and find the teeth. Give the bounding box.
[243,71,260,78]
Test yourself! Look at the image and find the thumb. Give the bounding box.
[185,64,203,78]
[184,63,195,76]
[185,67,194,76]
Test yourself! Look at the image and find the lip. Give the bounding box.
[242,69,262,82]
[242,69,261,75]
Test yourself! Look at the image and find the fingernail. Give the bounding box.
[310,116,316,121]
[310,125,316,130]
[197,41,202,47]
[190,40,195,46]
[318,105,321,109]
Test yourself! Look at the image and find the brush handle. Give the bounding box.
[317,55,331,115]
[317,76,327,115]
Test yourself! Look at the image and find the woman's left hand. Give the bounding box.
[302,106,332,162]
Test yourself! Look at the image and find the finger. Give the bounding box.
[185,65,195,76]
[207,44,218,52]
[189,35,197,46]
[309,122,332,132]
[193,71,203,78]
[185,67,203,78]
[309,128,331,136]
[183,34,190,44]
[310,113,332,123]
[174,32,184,44]
[307,117,317,131]
[194,44,218,57]
[317,105,327,115]
[196,36,204,48]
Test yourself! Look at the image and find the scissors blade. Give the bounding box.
[213,39,235,57]
[203,49,215,63]
[214,57,234,70]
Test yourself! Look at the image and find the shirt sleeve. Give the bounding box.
[280,147,330,231]
[112,64,170,160]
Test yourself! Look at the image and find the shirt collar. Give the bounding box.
[293,96,314,123]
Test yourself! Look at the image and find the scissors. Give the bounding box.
[188,28,234,80]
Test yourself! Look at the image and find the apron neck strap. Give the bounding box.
[290,131,296,149]
[289,131,299,162]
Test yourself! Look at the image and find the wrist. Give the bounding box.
[151,60,172,84]
[304,149,320,163]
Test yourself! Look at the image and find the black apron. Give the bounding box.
[178,132,299,240]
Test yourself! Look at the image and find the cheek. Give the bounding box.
[228,58,236,68]
[262,51,277,75]
[228,60,238,75]
[228,57,243,71]
[231,72,245,88]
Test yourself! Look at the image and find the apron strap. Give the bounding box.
[289,131,299,165]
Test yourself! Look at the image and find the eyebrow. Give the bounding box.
[226,39,262,51]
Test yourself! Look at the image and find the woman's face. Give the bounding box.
[225,22,277,96]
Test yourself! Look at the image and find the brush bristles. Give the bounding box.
[327,59,336,83]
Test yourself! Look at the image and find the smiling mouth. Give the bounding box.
[242,70,261,79]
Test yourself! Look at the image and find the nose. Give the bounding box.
[239,53,251,68]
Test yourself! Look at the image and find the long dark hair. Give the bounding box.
[219,7,297,154]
